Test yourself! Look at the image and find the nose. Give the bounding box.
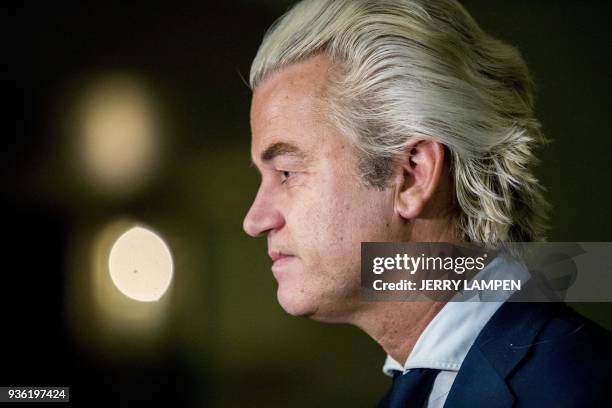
[243,184,285,237]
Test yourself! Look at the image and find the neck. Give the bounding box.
[349,208,455,364]
[350,301,446,366]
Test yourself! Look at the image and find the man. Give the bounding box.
[243,0,611,406]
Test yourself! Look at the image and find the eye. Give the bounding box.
[279,170,292,184]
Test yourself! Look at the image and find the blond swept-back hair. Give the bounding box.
[250,0,549,245]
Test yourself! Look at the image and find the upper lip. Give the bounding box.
[268,250,293,262]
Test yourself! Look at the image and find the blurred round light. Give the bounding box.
[76,74,161,194]
[109,226,173,302]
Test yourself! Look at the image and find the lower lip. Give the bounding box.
[271,256,295,276]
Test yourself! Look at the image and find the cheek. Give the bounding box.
[293,186,390,271]
[338,186,394,241]
[283,165,394,274]
[282,190,353,276]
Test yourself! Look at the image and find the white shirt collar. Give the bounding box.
[382,253,530,376]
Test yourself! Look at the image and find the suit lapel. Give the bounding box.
[443,301,565,407]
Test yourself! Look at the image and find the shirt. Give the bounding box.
[381,254,530,407]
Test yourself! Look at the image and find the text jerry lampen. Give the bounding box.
[372,279,522,291]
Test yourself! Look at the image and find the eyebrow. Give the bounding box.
[260,142,306,163]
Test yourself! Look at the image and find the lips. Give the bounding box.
[268,250,293,263]
[268,250,295,275]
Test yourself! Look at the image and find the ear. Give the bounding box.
[394,139,446,220]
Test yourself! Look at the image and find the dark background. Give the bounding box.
[4,1,611,406]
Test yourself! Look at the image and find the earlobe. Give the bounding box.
[394,167,426,219]
[394,139,446,221]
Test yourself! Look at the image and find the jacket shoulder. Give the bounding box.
[507,304,612,406]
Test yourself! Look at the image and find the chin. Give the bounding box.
[276,285,318,317]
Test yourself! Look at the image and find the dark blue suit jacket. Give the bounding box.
[443,301,612,407]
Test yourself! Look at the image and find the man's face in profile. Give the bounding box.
[243,55,401,322]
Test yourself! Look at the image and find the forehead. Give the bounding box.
[250,55,335,159]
